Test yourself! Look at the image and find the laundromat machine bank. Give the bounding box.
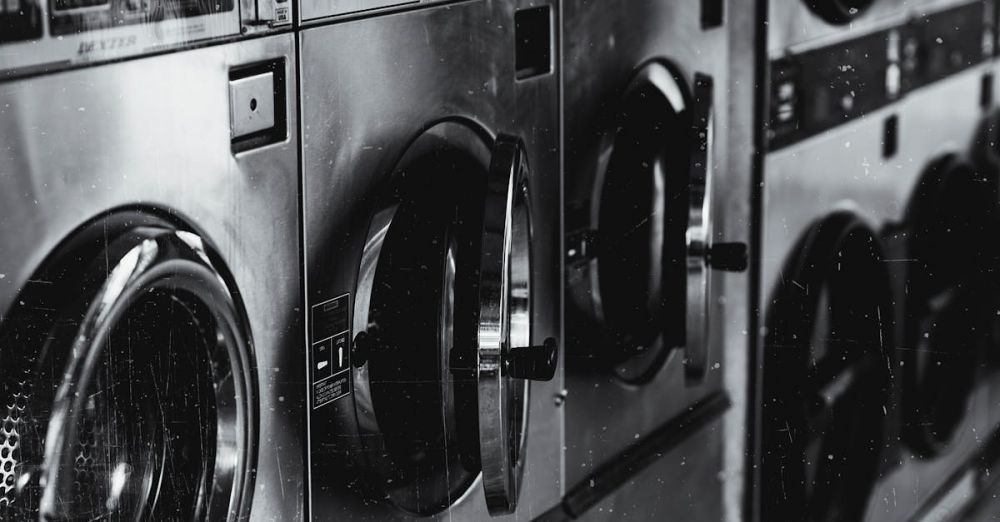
[6,0,1000,521]
[753,0,1000,521]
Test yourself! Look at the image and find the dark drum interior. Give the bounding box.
[365,147,486,515]
[903,155,999,456]
[762,213,892,522]
[597,70,690,374]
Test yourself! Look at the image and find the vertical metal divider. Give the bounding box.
[295,25,312,522]
[556,0,567,502]
[746,0,768,520]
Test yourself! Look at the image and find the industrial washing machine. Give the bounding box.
[553,1,752,520]
[299,0,562,519]
[0,33,303,520]
[754,0,1000,520]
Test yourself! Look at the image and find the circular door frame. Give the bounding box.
[902,153,994,457]
[761,210,893,522]
[0,210,257,521]
[350,119,494,515]
[349,119,552,517]
[476,134,533,515]
[572,58,692,383]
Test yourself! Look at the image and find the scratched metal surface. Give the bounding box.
[300,0,563,519]
[561,1,747,520]
[0,34,304,521]
[762,59,1000,522]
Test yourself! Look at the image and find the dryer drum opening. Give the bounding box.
[762,211,893,522]
[903,154,1000,457]
[586,61,691,382]
[360,150,485,515]
[350,126,546,516]
[351,128,494,516]
[0,216,255,522]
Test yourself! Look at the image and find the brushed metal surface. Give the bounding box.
[761,64,1000,522]
[300,0,414,23]
[768,0,985,56]
[0,34,304,521]
[300,0,562,519]
[230,72,277,139]
[562,0,751,520]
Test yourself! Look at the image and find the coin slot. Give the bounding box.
[883,114,898,159]
[701,0,723,29]
[229,58,287,154]
[982,72,994,109]
[514,6,553,80]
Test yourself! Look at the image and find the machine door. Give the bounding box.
[0,212,256,521]
[351,122,556,516]
[566,61,744,384]
[902,154,998,456]
[761,211,893,522]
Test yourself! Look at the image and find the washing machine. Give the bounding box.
[0,34,303,520]
[551,1,751,520]
[300,0,562,519]
[754,0,1000,520]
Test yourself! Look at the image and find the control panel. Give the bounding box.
[300,0,419,24]
[1,0,42,43]
[768,1,989,150]
[0,0,289,77]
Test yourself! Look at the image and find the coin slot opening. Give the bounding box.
[229,58,287,154]
[883,114,898,158]
[514,6,553,80]
[701,0,723,29]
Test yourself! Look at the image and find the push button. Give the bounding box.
[312,338,333,381]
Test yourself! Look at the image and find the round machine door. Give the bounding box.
[0,213,256,521]
[351,123,555,517]
[971,113,1000,367]
[569,61,745,384]
[902,154,998,456]
[804,0,875,24]
[762,211,892,522]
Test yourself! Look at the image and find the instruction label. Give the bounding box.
[311,294,351,409]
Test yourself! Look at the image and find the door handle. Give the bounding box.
[685,73,747,384]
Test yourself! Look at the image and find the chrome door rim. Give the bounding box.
[477,135,532,515]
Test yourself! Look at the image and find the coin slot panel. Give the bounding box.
[514,6,553,80]
[230,59,287,154]
[883,114,898,158]
[982,72,994,109]
[701,0,723,29]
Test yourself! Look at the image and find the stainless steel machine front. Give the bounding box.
[300,1,562,519]
[0,34,303,521]
[557,1,752,520]
[753,1,1000,520]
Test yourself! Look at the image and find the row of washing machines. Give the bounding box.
[1,0,1000,520]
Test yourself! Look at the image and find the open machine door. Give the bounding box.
[344,123,556,517]
[566,61,744,384]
